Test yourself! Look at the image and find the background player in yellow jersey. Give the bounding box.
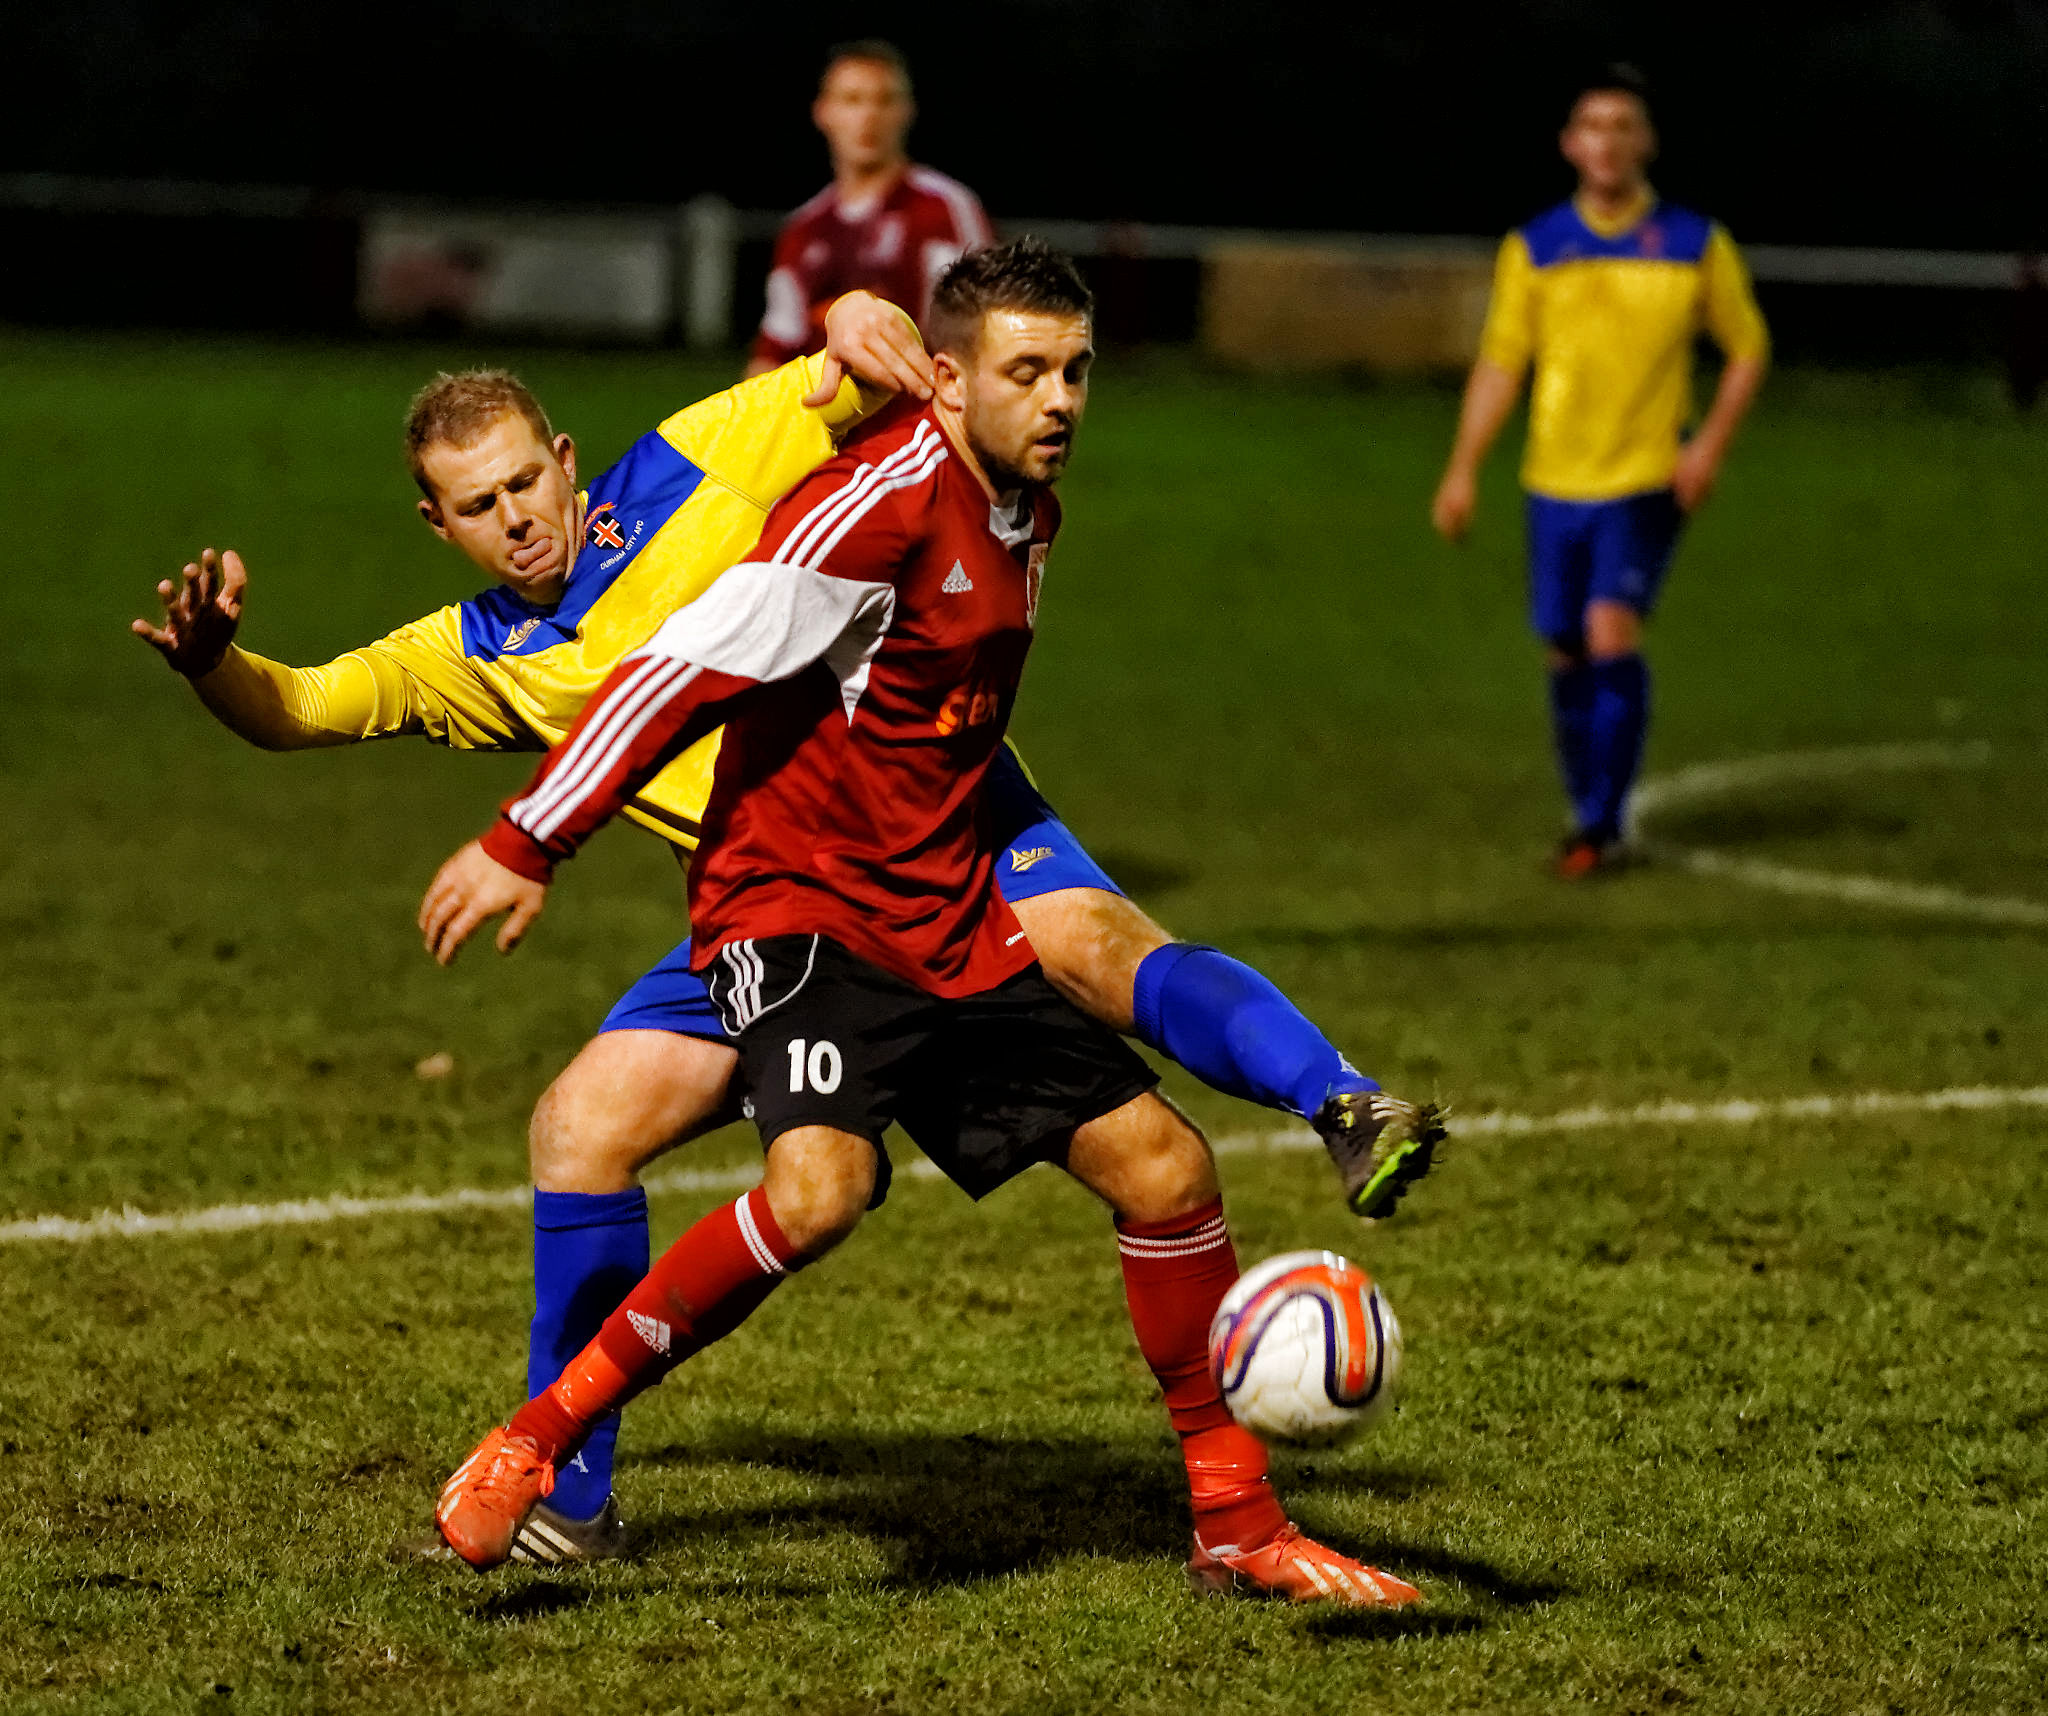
[1432,65,1770,877]
[134,297,1440,1560]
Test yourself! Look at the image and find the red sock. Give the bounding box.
[509,1187,797,1462]
[1116,1198,1286,1551]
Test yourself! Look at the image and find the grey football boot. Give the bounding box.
[1310,1091,1447,1219]
[390,1494,632,1566]
[510,1495,632,1565]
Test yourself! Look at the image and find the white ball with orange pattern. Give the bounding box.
[1207,1250,1402,1443]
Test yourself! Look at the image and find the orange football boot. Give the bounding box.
[435,1427,556,1570]
[1553,835,1609,880]
[1188,1523,1422,1607]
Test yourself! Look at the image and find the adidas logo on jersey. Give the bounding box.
[941,561,974,594]
[626,1311,671,1354]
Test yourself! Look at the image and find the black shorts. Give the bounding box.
[702,934,1158,1202]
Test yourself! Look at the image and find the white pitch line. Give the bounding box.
[1631,742,2048,925]
[1650,846,2048,927]
[1629,740,1994,822]
[6,1085,2045,1248]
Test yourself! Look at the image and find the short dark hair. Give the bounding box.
[1573,61,1652,116]
[823,38,911,93]
[403,369,553,498]
[926,238,1094,358]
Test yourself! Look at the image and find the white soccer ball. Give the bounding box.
[1208,1249,1402,1444]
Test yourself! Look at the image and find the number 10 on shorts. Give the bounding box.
[786,1038,843,1094]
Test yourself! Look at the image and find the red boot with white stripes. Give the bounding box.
[1116,1198,1423,1608]
[1188,1524,1424,1607]
[435,1427,556,1569]
[434,1187,799,1570]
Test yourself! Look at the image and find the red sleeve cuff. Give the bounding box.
[481,817,556,884]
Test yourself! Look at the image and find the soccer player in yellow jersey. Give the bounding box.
[135,296,1440,1561]
[1432,66,1770,876]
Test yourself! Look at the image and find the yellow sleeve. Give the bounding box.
[656,345,899,511]
[190,611,533,753]
[1476,233,1537,378]
[190,643,416,750]
[1701,226,1770,362]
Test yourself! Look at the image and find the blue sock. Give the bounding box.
[1548,661,1599,834]
[1131,942,1378,1119]
[530,1187,650,1520]
[1584,653,1650,845]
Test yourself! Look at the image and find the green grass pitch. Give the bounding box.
[4,331,2046,1712]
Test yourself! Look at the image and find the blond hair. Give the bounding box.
[403,369,553,497]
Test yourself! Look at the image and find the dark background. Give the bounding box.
[5,1,2046,362]
[10,0,2045,244]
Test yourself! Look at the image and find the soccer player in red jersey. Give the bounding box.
[139,296,1436,1560]
[746,39,993,376]
[423,241,1422,1607]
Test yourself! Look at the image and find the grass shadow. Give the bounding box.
[1648,795,1913,848]
[467,1582,597,1624]
[634,1427,1190,1586]
[1089,850,1197,898]
[1349,1538,1571,1609]
[625,1427,1532,1610]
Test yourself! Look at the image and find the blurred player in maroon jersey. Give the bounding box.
[745,39,993,375]
[423,241,1423,1608]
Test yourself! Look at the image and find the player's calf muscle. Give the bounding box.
[528,1030,740,1192]
[1014,888,1172,1033]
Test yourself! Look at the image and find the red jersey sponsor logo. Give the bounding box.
[935,680,1003,737]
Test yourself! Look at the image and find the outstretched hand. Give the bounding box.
[808,290,935,408]
[132,547,247,677]
[418,840,548,966]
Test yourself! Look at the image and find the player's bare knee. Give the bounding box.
[527,1056,654,1191]
[530,1032,740,1193]
[1068,1093,1218,1224]
[1584,599,1642,657]
[527,1073,631,1193]
[762,1127,877,1258]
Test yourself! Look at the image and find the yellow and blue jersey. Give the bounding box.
[194,354,886,850]
[1477,196,1769,502]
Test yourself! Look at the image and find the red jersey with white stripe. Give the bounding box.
[481,401,1060,999]
[751,166,993,369]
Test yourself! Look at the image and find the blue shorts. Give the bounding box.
[1525,488,1684,646]
[597,746,1125,1042]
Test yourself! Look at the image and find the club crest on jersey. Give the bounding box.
[1024,543,1048,627]
[502,616,543,650]
[586,501,626,551]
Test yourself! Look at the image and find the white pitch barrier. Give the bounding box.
[4,1085,2046,1248]
[1630,742,2048,928]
